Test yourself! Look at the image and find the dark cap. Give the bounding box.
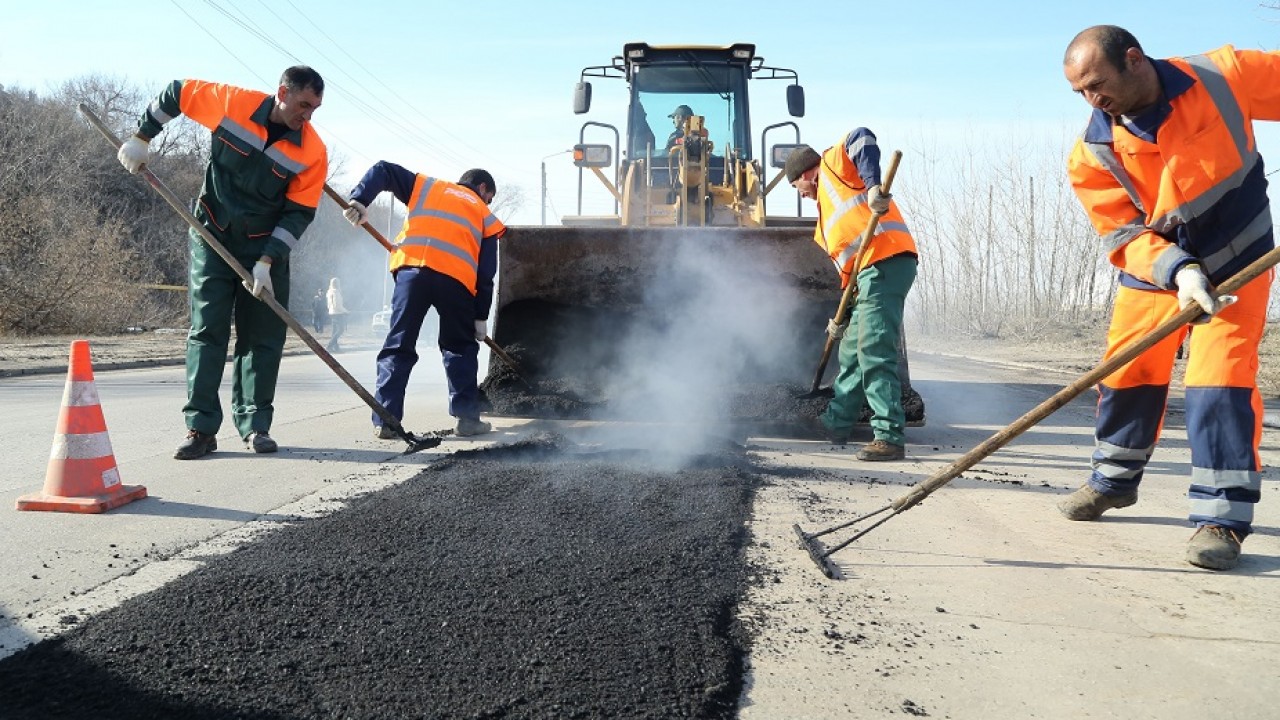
[783,145,822,182]
[668,104,694,118]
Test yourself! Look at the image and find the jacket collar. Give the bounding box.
[1083,56,1195,143]
[251,95,304,145]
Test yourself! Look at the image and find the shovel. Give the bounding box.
[321,184,537,390]
[795,243,1280,578]
[80,104,440,455]
[802,150,904,398]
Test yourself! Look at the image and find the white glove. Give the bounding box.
[343,200,368,226]
[1174,264,1236,322]
[117,135,150,174]
[474,320,488,342]
[867,185,891,214]
[826,318,847,338]
[243,260,274,299]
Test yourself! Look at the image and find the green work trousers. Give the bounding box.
[184,228,289,438]
[821,254,917,446]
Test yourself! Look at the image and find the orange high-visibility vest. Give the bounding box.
[390,176,506,294]
[815,143,917,288]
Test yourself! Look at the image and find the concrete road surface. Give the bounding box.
[1,346,1277,718]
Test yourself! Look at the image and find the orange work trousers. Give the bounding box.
[1089,269,1272,535]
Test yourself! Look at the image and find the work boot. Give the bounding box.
[373,425,397,440]
[174,430,217,460]
[245,431,278,454]
[1186,524,1243,571]
[1057,485,1137,521]
[455,418,493,437]
[857,439,905,461]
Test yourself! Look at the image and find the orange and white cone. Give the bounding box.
[16,340,147,513]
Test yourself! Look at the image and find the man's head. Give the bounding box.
[1063,25,1159,118]
[669,104,693,128]
[785,145,822,199]
[459,169,497,205]
[272,65,324,130]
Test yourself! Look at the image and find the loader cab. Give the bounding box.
[570,42,806,227]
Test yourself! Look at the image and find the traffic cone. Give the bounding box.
[16,340,147,513]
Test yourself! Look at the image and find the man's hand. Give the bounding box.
[117,135,150,174]
[1175,264,1236,323]
[474,320,488,342]
[867,185,891,214]
[343,200,368,226]
[826,318,847,339]
[243,260,274,299]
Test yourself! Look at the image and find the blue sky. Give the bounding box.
[3,0,1279,224]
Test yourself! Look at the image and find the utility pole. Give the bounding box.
[540,150,572,226]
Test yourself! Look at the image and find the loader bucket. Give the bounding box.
[482,225,839,437]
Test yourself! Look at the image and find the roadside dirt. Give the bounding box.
[0,329,378,377]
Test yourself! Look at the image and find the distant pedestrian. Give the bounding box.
[342,162,505,439]
[1057,25,1277,571]
[326,277,348,352]
[311,289,327,333]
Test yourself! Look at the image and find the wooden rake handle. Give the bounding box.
[891,244,1280,514]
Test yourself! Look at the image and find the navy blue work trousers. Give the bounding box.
[372,265,480,426]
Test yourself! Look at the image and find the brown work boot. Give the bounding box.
[1057,485,1137,521]
[1186,525,1243,571]
[856,439,904,461]
[174,430,217,460]
[455,418,493,437]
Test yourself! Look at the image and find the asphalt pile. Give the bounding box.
[0,434,761,719]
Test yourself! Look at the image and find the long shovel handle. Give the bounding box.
[890,245,1280,514]
[324,182,536,387]
[808,150,903,394]
[322,184,396,252]
[80,104,419,445]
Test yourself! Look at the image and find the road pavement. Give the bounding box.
[0,345,1276,717]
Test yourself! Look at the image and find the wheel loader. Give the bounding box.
[482,42,924,436]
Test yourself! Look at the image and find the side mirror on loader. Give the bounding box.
[787,84,805,118]
[574,82,592,114]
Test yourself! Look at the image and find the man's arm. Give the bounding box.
[1068,141,1191,288]
[843,128,883,186]
[349,161,419,207]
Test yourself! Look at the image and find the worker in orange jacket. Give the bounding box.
[1060,25,1278,571]
[117,67,328,460]
[786,129,918,462]
[344,163,506,438]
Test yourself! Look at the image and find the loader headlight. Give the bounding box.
[771,143,806,169]
[573,143,612,168]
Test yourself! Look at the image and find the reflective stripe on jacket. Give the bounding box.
[814,131,917,288]
[1067,46,1280,290]
[137,79,328,261]
[391,175,507,295]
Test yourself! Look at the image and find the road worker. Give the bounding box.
[1059,25,1279,570]
[117,67,328,459]
[343,163,506,439]
[786,129,918,461]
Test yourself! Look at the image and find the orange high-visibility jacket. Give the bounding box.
[815,130,917,288]
[391,176,507,295]
[138,79,328,261]
[1068,46,1280,290]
